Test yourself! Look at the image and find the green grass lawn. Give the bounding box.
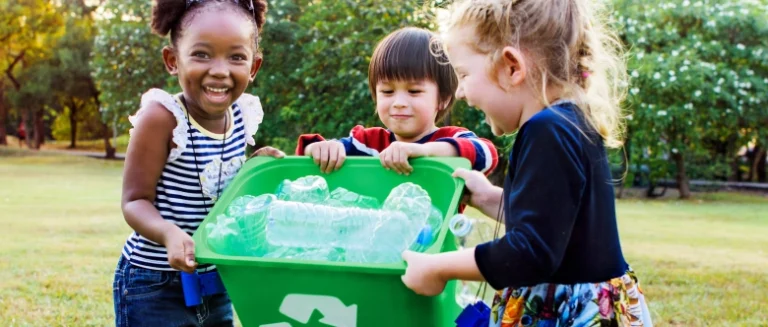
[6,134,130,154]
[0,147,766,326]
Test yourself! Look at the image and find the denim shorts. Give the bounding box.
[113,256,234,327]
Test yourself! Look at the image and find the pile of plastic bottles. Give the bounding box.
[205,176,444,264]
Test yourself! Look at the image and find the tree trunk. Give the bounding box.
[69,101,78,149]
[22,110,33,149]
[0,87,7,146]
[33,109,44,149]
[102,121,115,159]
[730,155,742,182]
[747,145,761,182]
[672,152,691,199]
[755,146,767,183]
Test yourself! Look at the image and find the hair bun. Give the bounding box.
[252,0,267,30]
[150,0,187,36]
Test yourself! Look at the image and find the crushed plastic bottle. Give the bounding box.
[449,214,498,307]
[346,183,433,263]
[225,195,257,217]
[205,214,244,255]
[234,194,273,256]
[382,183,432,220]
[409,205,445,251]
[275,175,329,203]
[327,187,381,209]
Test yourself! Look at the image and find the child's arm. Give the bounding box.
[296,126,391,172]
[401,248,483,296]
[121,102,197,273]
[433,127,499,175]
[379,128,499,175]
[403,120,586,294]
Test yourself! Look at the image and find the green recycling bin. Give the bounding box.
[192,156,470,327]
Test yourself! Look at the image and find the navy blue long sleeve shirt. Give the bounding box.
[474,102,628,289]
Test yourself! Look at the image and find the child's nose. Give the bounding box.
[208,59,231,78]
[455,84,465,100]
[392,93,408,109]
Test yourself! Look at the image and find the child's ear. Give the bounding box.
[162,46,178,76]
[500,46,526,88]
[249,57,263,82]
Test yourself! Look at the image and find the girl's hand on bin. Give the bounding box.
[164,228,198,273]
[249,146,286,159]
[401,250,447,296]
[305,141,346,174]
[452,168,496,208]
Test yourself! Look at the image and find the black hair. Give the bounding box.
[150,0,267,51]
[368,27,459,122]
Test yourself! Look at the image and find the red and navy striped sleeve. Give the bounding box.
[431,127,499,175]
[338,125,392,156]
[295,125,394,156]
[295,134,326,155]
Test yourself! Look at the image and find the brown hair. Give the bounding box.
[368,27,459,124]
[151,0,267,54]
[441,0,628,147]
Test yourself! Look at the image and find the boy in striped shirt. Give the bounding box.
[296,27,498,176]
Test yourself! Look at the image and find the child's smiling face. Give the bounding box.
[376,79,442,142]
[164,8,261,118]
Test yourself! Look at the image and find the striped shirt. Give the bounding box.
[296,125,499,174]
[122,89,262,271]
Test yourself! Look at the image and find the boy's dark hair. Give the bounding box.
[150,0,267,52]
[368,27,458,124]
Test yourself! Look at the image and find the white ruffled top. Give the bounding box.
[128,88,264,162]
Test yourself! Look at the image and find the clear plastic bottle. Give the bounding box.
[410,205,444,252]
[327,187,381,209]
[265,197,388,249]
[205,214,244,255]
[274,175,330,203]
[449,214,498,307]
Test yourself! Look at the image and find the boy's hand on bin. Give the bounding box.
[379,142,424,175]
[305,141,346,174]
[164,228,198,273]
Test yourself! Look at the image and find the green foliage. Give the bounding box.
[91,0,175,132]
[253,0,442,151]
[615,0,768,182]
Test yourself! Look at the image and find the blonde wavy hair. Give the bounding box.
[440,0,628,148]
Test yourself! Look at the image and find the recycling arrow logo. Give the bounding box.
[260,294,357,327]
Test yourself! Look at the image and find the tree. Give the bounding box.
[615,0,768,198]
[91,0,173,151]
[0,0,62,145]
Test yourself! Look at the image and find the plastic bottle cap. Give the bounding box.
[416,226,433,246]
[449,214,473,238]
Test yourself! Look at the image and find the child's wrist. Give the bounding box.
[477,186,502,209]
[421,142,455,157]
[159,224,182,246]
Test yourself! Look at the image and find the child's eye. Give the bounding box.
[380,90,394,94]
[192,52,209,59]
[408,89,423,94]
[231,54,247,61]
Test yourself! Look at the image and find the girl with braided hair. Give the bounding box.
[400,0,653,325]
[113,1,283,326]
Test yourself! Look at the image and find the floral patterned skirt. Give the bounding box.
[490,270,652,327]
